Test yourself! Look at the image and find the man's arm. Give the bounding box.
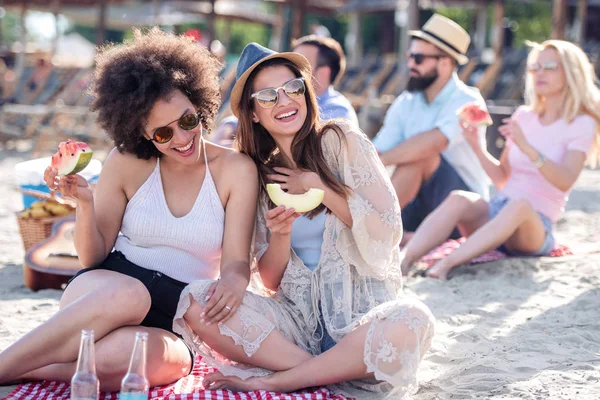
[379,128,448,166]
[372,95,406,154]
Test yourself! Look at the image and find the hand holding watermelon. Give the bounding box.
[44,166,93,204]
[460,119,481,148]
[45,140,94,203]
[50,140,93,176]
[456,102,493,127]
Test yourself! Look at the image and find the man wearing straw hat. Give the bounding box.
[373,14,490,243]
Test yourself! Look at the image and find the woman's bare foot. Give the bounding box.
[425,260,454,280]
[203,371,275,392]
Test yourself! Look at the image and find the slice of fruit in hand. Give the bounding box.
[51,139,93,176]
[456,102,493,127]
[266,183,324,213]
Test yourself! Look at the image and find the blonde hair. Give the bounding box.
[524,40,600,167]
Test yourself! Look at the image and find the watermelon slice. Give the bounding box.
[456,102,493,127]
[51,140,93,176]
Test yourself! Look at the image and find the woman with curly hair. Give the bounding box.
[0,28,259,391]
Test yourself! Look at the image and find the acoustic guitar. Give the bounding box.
[24,216,83,291]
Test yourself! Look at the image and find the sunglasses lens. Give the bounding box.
[153,127,173,143]
[413,54,424,65]
[179,113,200,130]
[284,79,305,98]
[256,89,278,108]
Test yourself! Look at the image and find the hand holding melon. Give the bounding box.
[265,167,325,213]
[263,203,300,236]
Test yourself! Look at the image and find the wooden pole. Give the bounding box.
[346,12,362,66]
[291,0,305,41]
[96,0,107,46]
[492,0,504,58]
[152,0,160,24]
[14,0,28,84]
[478,0,504,98]
[51,0,61,59]
[474,0,488,52]
[577,0,587,45]
[552,0,568,40]
[207,0,216,44]
[398,0,419,71]
[269,4,285,51]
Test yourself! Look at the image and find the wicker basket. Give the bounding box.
[15,189,76,252]
[16,214,73,251]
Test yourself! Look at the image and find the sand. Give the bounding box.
[0,142,599,399]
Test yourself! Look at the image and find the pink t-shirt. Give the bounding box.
[500,106,597,223]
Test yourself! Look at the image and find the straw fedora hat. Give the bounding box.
[409,14,470,65]
[229,42,310,118]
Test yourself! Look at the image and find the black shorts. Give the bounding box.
[401,156,471,239]
[68,251,187,335]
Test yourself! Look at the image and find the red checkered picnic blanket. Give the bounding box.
[3,357,352,400]
[418,238,573,269]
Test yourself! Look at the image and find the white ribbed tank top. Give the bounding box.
[114,138,224,283]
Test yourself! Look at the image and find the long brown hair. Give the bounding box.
[234,58,349,218]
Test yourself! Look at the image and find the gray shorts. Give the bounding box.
[488,195,556,256]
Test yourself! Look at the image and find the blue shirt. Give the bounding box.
[372,73,490,199]
[317,86,359,126]
[290,211,326,271]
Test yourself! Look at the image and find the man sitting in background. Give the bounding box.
[373,14,490,243]
[292,35,359,125]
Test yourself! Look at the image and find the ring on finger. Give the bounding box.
[224,305,232,312]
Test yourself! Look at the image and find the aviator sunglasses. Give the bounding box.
[250,77,306,108]
[527,61,559,73]
[149,111,202,144]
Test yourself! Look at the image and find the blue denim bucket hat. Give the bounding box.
[229,42,310,118]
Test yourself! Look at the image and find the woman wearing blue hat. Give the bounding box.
[174,43,435,399]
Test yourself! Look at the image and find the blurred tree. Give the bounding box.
[305,13,348,47]
[1,10,22,45]
[66,25,124,44]
[505,1,552,46]
[434,0,552,49]
[216,19,271,54]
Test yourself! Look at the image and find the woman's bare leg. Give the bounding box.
[183,299,313,372]
[402,190,489,274]
[202,303,434,393]
[427,198,547,280]
[0,270,151,383]
[18,326,191,391]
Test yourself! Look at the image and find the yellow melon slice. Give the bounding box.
[266,183,324,213]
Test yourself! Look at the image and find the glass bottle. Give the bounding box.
[119,331,150,400]
[71,329,99,400]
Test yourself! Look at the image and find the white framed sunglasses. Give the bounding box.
[250,77,306,109]
[527,61,559,73]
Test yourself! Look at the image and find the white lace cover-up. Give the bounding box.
[173,121,435,398]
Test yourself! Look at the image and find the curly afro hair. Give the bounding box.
[89,27,222,159]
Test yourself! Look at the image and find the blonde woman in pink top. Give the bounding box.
[401,40,600,280]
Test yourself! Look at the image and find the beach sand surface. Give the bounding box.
[0,144,598,399]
